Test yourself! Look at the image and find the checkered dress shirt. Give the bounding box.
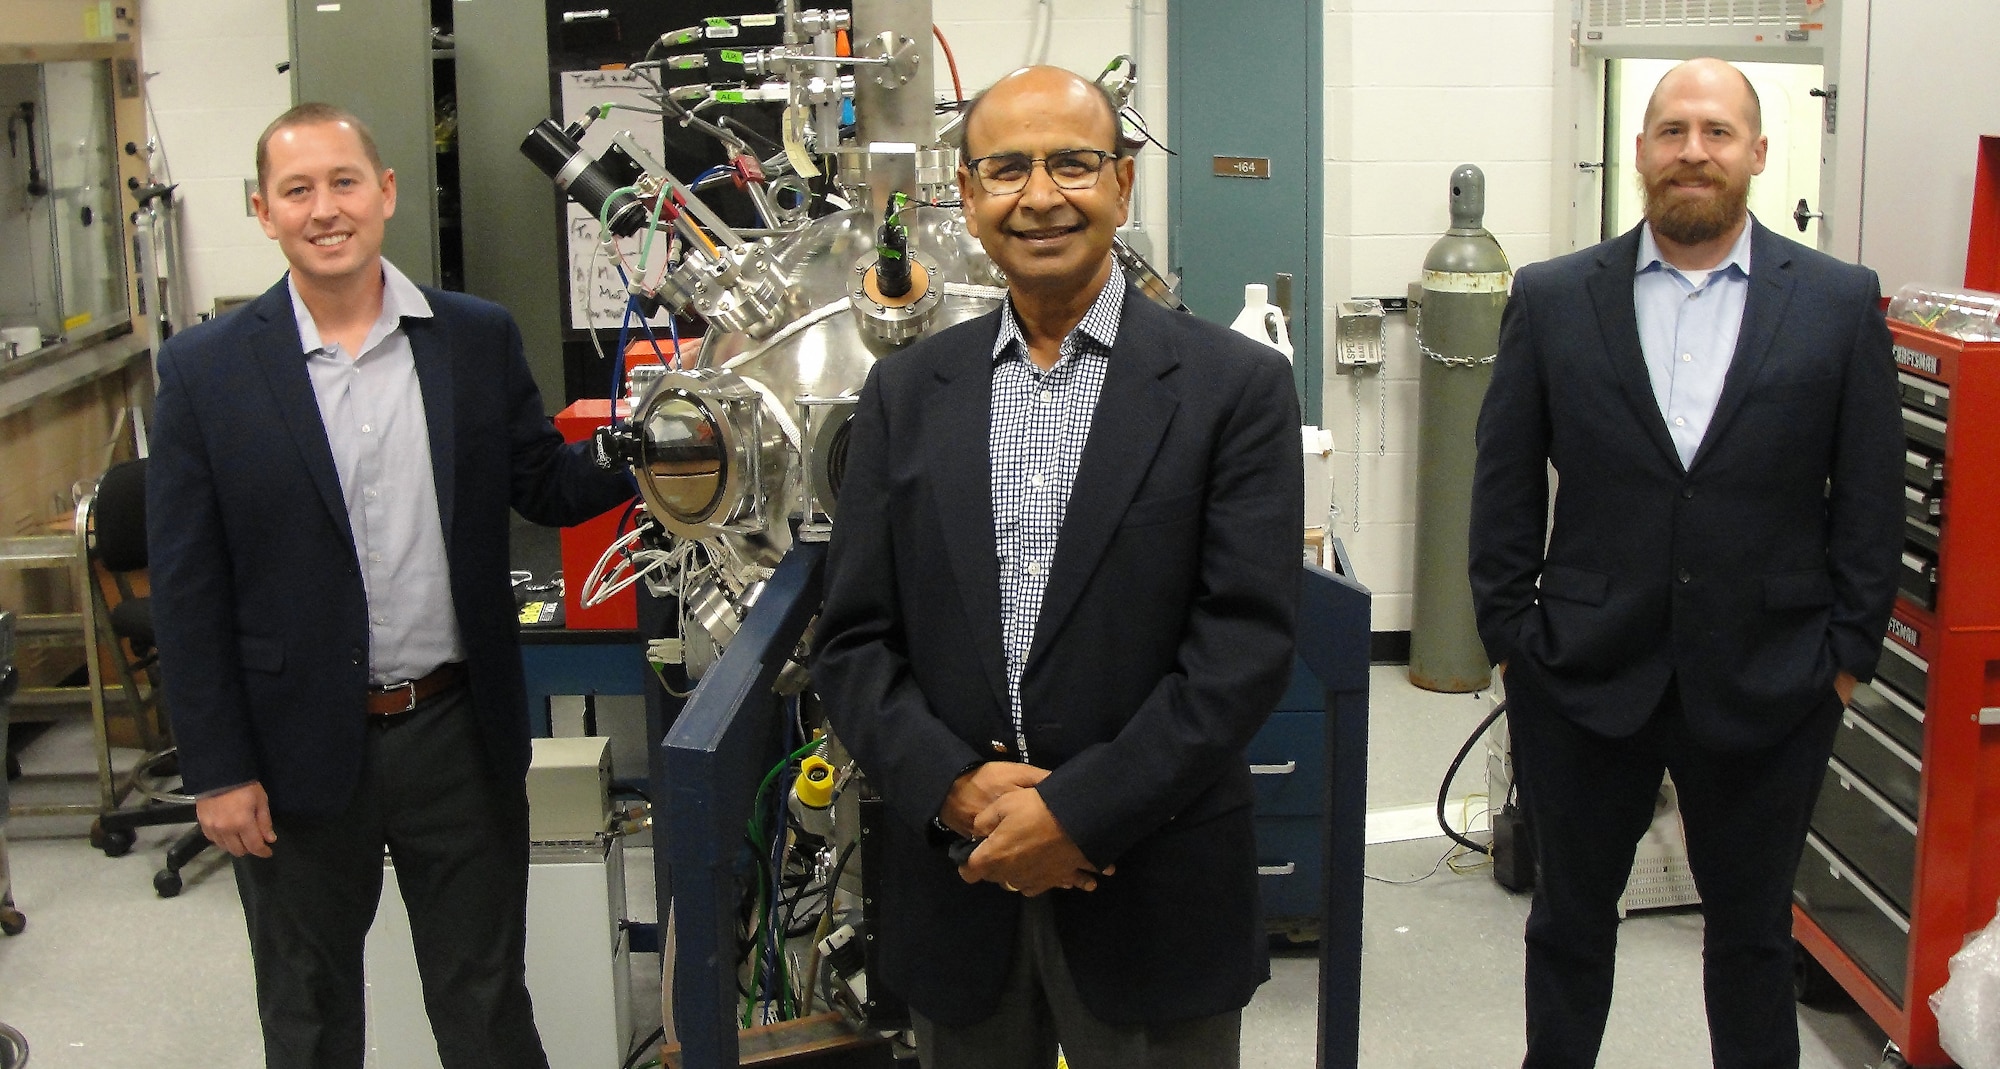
[989,263,1126,761]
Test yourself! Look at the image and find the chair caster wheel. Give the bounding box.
[153,869,183,898]
[0,907,24,936]
[90,820,135,858]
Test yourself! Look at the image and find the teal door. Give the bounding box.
[1168,0,1322,423]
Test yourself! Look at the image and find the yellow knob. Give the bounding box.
[794,755,836,809]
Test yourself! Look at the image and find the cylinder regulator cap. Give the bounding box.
[1449,164,1485,232]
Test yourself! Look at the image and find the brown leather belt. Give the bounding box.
[365,662,466,715]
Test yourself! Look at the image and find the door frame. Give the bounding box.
[1549,2,1869,262]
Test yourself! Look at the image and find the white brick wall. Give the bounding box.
[1321,0,1560,632]
[138,0,293,318]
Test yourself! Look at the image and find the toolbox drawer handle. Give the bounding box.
[1250,761,1297,775]
[1829,757,1918,835]
[1257,863,1297,876]
[1804,831,1909,933]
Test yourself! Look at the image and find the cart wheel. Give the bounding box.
[1,908,24,936]
[153,868,183,898]
[91,821,135,858]
[1792,940,1847,1007]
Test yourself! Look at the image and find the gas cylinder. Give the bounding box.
[1410,165,1511,693]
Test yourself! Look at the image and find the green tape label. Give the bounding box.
[721,49,744,64]
[703,18,739,38]
[715,89,747,104]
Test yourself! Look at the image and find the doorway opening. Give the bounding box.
[1601,58,1826,246]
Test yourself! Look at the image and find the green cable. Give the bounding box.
[742,734,826,1024]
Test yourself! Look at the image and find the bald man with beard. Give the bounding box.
[1470,58,1903,1068]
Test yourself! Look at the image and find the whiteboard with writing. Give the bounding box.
[558,68,676,330]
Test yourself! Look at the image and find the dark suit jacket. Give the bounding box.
[812,284,1304,1027]
[1470,220,1904,750]
[148,277,633,816]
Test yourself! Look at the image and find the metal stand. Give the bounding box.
[654,543,1372,1069]
[659,542,826,1069]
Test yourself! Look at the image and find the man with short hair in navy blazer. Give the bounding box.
[1470,59,1903,1068]
[147,103,632,1068]
[813,67,1302,1067]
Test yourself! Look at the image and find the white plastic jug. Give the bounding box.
[1228,284,1293,363]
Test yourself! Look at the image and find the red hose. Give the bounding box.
[932,24,966,108]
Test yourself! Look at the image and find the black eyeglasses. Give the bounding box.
[964,149,1117,195]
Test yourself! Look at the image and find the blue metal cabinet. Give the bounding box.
[1250,657,1328,938]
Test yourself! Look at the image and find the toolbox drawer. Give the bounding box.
[1795,831,1909,1004]
[1903,484,1942,525]
[1902,407,1946,452]
[1830,709,1922,820]
[1850,681,1925,757]
[1246,709,1326,816]
[1903,447,1944,493]
[1898,547,1938,611]
[1872,639,1929,713]
[1811,756,1918,914]
[1898,372,1949,421]
[1253,815,1324,925]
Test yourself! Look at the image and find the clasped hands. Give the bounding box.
[941,762,1112,897]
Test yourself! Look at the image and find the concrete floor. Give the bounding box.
[0,666,1892,1068]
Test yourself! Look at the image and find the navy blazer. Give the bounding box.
[812,284,1304,1027]
[1470,220,1904,750]
[148,277,633,816]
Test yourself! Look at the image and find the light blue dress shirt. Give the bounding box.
[291,260,465,685]
[1634,218,1754,468]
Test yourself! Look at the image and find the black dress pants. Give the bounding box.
[1510,680,1841,1069]
[232,685,549,1069]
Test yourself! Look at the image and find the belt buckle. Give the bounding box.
[378,679,417,714]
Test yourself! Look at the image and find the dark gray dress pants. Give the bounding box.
[232,685,549,1069]
[1511,678,1842,1069]
[913,895,1242,1069]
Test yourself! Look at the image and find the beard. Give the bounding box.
[1642,164,1750,246]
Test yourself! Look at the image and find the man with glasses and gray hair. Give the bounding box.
[814,66,1303,1067]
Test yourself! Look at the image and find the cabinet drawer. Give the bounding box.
[1811,756,1917,914]
[1872,638,1929,713]
[1246,710,1326,816]
[1274,657,1326,712]
[1899,372,1949,421]
[1898,546,1937,611]
[1849,681,1925,758]
[1904,446,1944,493]
[1902,406,1946,452]
[1903,484,1942,524]
[1794,831,1909,1004]
[1253,815,1324,923]
[1830,710,1921,820]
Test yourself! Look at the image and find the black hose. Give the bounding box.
[1437,700,1507,855]
[622,1024,665,1069]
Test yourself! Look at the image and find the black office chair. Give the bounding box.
[82,458,211,897]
